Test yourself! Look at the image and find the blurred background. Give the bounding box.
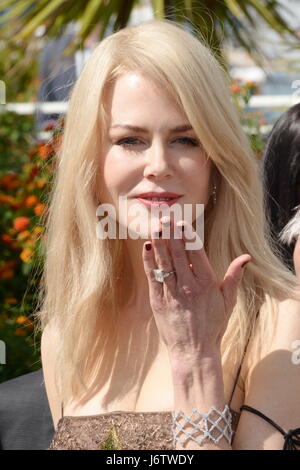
[1,0,300,382]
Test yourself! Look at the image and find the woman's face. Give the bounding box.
[98,71,212,239]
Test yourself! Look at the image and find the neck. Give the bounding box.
[119,237,153,310]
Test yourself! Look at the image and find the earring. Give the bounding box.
[212,184,217,205]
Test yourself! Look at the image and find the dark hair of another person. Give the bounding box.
[262,103,300,273]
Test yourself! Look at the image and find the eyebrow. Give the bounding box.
[110,124,194,133]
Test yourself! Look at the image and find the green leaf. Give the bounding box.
[151,0,164,19]
[225,0,245,20]
[18,0,67,38]
[21,262,32,277]
[0,0,36,23]
[79,0,104,40]
[2,0,300,71]
[99,425,122,450]
[247,0,291,34]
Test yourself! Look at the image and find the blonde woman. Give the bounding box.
[38,19,300,450]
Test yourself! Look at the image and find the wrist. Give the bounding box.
[169,350,225,408]
[168,348,222,377]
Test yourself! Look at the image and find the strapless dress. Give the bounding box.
[48,407,241,450]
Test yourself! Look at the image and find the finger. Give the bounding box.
[150,223,176,291]
[168,217,194,286]
[142,241,163,300]
[220,255,251,313]
[180,220,216,284]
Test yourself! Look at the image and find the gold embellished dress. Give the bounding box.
[48,310,300,450]
[48,312,260,450]
[48,408,241,450]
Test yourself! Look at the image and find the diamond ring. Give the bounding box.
[152,268,176,283]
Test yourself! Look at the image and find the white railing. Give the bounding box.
[248,95,300,107]
[2,95,300,115]
[2,102,68,115]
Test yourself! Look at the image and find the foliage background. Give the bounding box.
[0,117,61,382]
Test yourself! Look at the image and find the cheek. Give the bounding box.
[187,160,211,199]
[101,153,135,197]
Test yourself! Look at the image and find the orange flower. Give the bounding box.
[32,227,43,241]
[1,234,14,244]
[24,318,34,328]
[53,135,62,153]
[0,173,19,189]
[17,230,30,241]
[15,315,34,328]
[13,216,30,232]
[34,203,46,216]
[16,315,28,324]
[38,143,53,160]
[0,260,17,279]
[29,166,40,178]
[36,178,47,188]
[0,194,16,205]
[33,226,43,235]
[24,195,39,207]
[230,84,242,94]
[15,328,26,336]
[4,297,17,304]
[44,123,55,131]
[0,269,14,279]
[20,247,33,263]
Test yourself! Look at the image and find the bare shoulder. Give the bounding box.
[41,320,62,431]
[243,296,300,378]
[273,296,300,346]
[233,296,300,449]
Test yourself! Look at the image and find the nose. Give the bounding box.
[143,140,173,180]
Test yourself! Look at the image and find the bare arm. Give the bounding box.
[41,321,62,431]
[232,298,300,449]
[170,298,300,450]
[171,351,232,450]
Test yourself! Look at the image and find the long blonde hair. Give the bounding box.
[34,19,300,406]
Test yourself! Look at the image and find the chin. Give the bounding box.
[127,228,152,241]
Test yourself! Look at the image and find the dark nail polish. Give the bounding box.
[145,243,152,251]
[181,225,185,232]
[241,260,250,268]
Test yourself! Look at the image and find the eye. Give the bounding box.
[175,137,199,146]
[115,137,200,149]
[116,137,140,149]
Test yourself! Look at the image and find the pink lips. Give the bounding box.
[137,191,182,208]
[137,197,181,208]
[136,192,182,199]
